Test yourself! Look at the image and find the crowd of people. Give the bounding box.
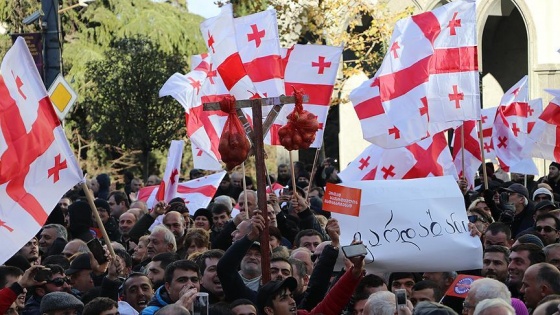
[3,159,560,315]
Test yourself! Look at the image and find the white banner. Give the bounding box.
[332,176,482,273]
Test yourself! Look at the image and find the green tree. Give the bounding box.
[82,36,187,179]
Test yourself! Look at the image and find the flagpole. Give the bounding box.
[461,122,466,180]
[307,146,322,202]
[289,151,298,199]
[477,120,489,190]
[81,182,117,260]
[242,162,249,220]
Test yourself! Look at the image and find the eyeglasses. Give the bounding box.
[536,225,558,233]
[472,216,487,223]
[47,277,69,287]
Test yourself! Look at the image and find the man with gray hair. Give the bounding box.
[39,224,67,254]
[473,298,515,315]
[146,225,177,260]
[238,190,257,213]
[363,291,395,315]
[463,278,511,315]
[502,183,534,236]
[214,195,233,212]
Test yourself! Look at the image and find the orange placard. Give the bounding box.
[323,183,362,216]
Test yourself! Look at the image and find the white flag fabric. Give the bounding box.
[159,54,223,170]
[451,120,482,188]
[157,140,184,203]
[235,9,284,99]
[492,76,531,172]
[138,171,226,211]
[350,0,479,148]
[0,37,83,264]
[527,90,560,162]
[480,107,497,159]
[338,132,457,182]
[200,4,259,100]
[266,44,342,147]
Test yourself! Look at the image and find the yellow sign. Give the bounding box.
[47,74,77,120]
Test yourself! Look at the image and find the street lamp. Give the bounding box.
[58,0,96,14]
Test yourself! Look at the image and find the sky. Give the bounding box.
[187,0,220,18]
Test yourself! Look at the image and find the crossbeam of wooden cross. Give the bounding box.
[203,95,310,148]
[202,93,308,284]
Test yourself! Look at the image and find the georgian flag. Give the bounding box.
[0,37,83,264]
[452,121,482,188]
[480,107,498,159]
[426,0,479,134]
[492,76,533,172]
[138,171,226,211]
[507,98,542,175]
[235,9,284,99]
[159,54,223,170]
[156,140,184,203]
[200,4,259,100]
[266,44,343,147]
[338,132,457,182]
[527,89,560,162]
[350,0,478,148]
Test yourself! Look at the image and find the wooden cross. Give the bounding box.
[203,94,308,284]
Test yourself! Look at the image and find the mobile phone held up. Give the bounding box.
[87,238,108,264]
[395,289,407,307]
[34,268,52,282]
[341,243,367,258]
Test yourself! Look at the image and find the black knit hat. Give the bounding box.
[193,208,213,224]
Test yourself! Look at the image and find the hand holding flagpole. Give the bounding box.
[81,182,116,260]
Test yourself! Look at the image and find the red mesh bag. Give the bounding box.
[278,89,320,151]
[218,95,250,170]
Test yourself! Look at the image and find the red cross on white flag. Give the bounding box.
[265,44,343,147]
[156,140,185,203]
[338,132,457,182]
[492,76,536,173]
[480,107,497,159]
[200,4,259,100]
[451,121,482,188]
[159,54,223,170]
[351,0,479,149]
[0,37,83,265]
[527,89,560,162]
[235,9,284,100]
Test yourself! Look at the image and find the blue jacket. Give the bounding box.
[141,286,171,315]
[22,295,41,315]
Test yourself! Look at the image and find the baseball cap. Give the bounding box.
[501,183,529,200]
[535,200,557,212]
[65,253,92,275]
